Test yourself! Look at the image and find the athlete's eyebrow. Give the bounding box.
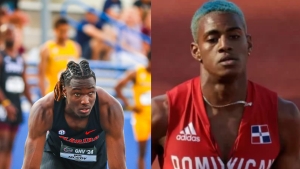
[226,27,242,32]
[71,88,82,91]
[71,86,95,90]
[203,27,242,37]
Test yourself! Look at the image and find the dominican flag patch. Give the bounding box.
[251,125,272,144]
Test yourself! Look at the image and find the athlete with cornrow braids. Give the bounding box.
[21,60,127,169]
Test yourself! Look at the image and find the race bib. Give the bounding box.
[0,105,7,122]
[5,76,24,93]
[60,142,97,162]
[140,91,151,106]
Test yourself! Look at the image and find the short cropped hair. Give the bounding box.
[191,0,246,42]
[53,17,69,29]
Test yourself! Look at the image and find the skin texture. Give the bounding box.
[22,77,126,169]
[151,12,300,168]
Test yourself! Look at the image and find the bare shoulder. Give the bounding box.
[39,42,50,57]
[40,41,50,51]
[152,94,169,145]
[96,86,123,115]
[277,97,300,147]
[96,87,124,131]
[96,86,120,105]
[71,41,81,52]
[278,97,300,124]
[271,98,300,168]
[152,94,168,119]
[28,92,54,132]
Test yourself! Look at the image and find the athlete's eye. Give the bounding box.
[89,92,95,95]
[207,38,218,43]
[74,93,81,97]
[229,35,240,39]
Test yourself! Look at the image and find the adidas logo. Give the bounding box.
[176,122,200,142]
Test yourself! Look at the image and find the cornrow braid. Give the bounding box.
[54,60,96,101]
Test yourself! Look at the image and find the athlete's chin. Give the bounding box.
[76,110,91,117]
[217,69,243,82]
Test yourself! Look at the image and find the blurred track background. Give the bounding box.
[0,0,151,168]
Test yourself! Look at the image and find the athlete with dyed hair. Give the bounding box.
[22,60,126,169]
[152,0,300,169]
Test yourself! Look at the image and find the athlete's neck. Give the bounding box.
[146,66,151,72]
[56,39,67,46]
[5,48,17,58]
[200,70,247,107]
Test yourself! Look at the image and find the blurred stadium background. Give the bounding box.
[0,0,151,168]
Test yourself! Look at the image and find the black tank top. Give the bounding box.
[0,51,24,124]
[44,93,107,169]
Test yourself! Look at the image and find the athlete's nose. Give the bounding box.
[81,95,89,104]
[218,35,232,53]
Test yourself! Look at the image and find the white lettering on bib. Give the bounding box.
[5,76,24,93]
[140,91,151,106]
[60,143,97,162]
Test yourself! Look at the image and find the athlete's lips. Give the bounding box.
[218,53,238,63]
[79,108,91,113]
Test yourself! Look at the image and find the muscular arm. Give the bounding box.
[21,95,53,169]
[114,70,136,108]
[98,88,126,169]
[151,95,168,167]
[83,24,115,44]
[272,98,300,169]
[38,45,49,97]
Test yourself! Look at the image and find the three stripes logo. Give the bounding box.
[176,122,200,142]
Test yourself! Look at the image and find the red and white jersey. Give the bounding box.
[163,77,280,169]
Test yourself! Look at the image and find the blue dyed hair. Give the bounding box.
[191,0,246,42]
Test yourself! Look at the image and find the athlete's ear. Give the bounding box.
[246,34,252,54]
[191,42,202,62]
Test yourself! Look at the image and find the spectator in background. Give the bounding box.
[100,0,123,60]
[102,0,122,20]
[133,0,151,19]
[8,9,29,55]
[119,7,146,56]
[0,7,8,26]
[0,6,29,55]
[0,7,8,50]
[0,0,19,11]
[75,8,114,60]
[141,9,150,36]
[141,9,150,55]
[0,24,32,169]
[109,7,148,67]
[39,17,81,97]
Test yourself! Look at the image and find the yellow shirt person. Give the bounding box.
[115,51,151,169]
[132,66,151,134]
[39,17,81,96]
